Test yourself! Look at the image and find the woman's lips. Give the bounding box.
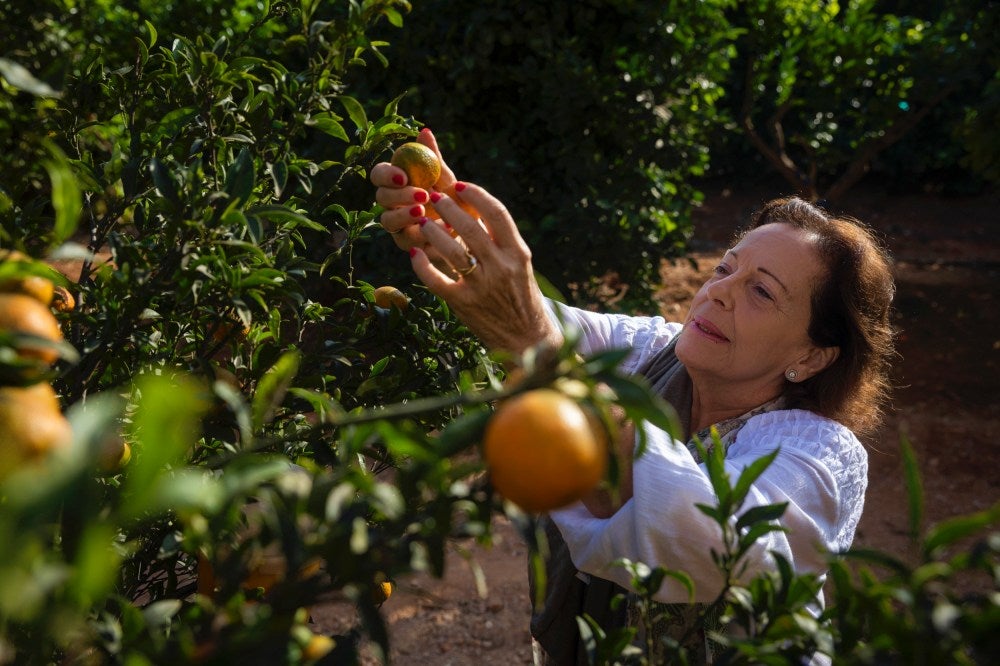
[690,316,729,342]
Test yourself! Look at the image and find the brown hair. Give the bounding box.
[742,197,896,437]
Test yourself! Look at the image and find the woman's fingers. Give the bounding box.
[416,216,477,278]
[370,161,406,189]
[451,182,526,251]
[380,202,427,237]
[414,128,457,192]
[428,184,530,272]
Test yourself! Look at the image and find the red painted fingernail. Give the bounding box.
[418,217,428,227]
[420,127,432,135]
[430,192,442,203]
[413,190,428,203]
[409,247,418,257]
[454,181,467,192]
[392,173,405,186]
[409,205,423,217]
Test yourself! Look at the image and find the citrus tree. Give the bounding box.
[0,0,503,662]
[720,0,998,202]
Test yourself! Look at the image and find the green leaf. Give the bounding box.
[224,147,255,206]
[731,448,780,507]
[43,141,81,244]
[0,58,61,97]
[144,19,158,48]
[435,408,492,457]
[900,436,924,541]
[736,502,788,533]
[250,205,326,231]
[699,430,731,507]
[340,95,369,132]
[149,107,198,141]
[149,158,180,204]
[269,161,288,198]
[252,349,302,431]
[842,547,911,576]
[923,503,1000,558]
[123,374,209,518]
[308,114,349,142]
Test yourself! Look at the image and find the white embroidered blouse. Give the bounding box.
[544,301,869,604]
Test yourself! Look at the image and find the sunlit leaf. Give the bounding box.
[0,58,61,97]
[252,349,301,431]
[42,141,81,244]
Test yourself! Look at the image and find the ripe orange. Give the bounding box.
[0,250,54,305]
[372,576,394,604]
[196,549,323,597]
[302,633,335,661]
[390,142,441,189]
[51,285,76,312]
[0,293,64,364]
[97,435,132,474]
[372,285,409,310]
[482,389,608,513]
[0,382,72,478]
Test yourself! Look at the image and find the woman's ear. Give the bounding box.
[795,345,840,381]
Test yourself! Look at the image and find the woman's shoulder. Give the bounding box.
[736,408,867,468]
[546,300,682,369]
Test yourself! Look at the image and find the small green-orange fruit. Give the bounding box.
[372,286,409,311]
[390,142,441,189]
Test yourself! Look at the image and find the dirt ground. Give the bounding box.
[310,178,1000,664]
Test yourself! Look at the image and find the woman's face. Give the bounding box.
[676,223,830,393]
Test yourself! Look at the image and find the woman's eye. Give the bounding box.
[713,264,730,275]
[753,285,773,301]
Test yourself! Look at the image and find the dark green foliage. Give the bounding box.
[354,0,738,304]
[716,0,999,201]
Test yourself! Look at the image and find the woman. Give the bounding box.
[372,129,896,664]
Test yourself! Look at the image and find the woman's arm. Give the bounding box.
[549,411,867,603]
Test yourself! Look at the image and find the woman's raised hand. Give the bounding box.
[370,129,561,358]
[410,182,562,357]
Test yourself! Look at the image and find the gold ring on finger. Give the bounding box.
[455,254,479,277]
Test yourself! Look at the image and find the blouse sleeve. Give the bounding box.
[548,410,868,603]
[543,300,682,374]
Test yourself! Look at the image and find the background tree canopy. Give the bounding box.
[357,0,997,301]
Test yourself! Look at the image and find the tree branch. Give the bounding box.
[824,84,959,202]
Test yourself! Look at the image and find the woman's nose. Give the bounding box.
[705,275,734,309]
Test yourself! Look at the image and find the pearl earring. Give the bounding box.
[785,368,798,381]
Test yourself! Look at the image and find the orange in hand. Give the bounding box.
[390,142,441,189]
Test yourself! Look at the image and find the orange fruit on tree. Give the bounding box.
[302,632,335,661]
[51,285,76,313]
[390,141,442,189]
[372,285,409,311]
[482,389,608,513]
[0,293,64,364]
[0,250,54,306]
[97,435,132,475]
[196,547,323,597]
[371,574,394,605]
[0,382,72,478]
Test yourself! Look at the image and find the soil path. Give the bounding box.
[311,180,1000,664]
